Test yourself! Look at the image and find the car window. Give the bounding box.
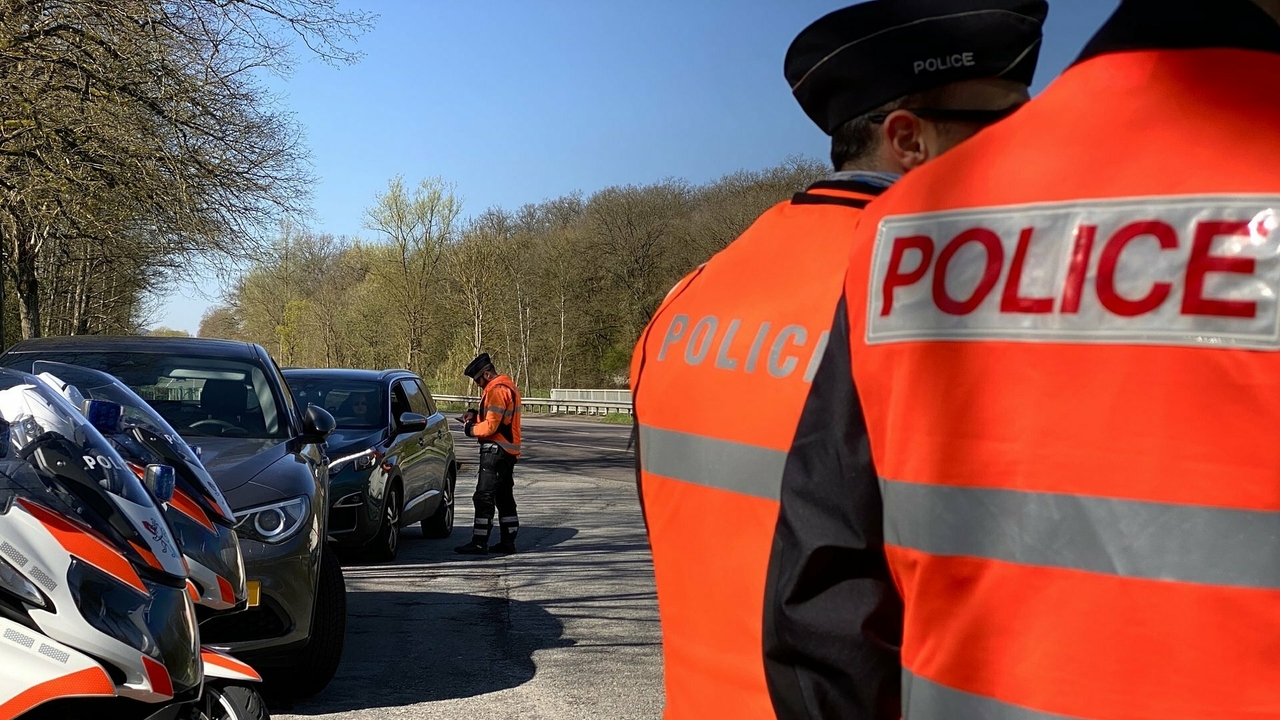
[265,355,300,432]
[389,382,412,422]
[0,351,289,439]
[414,379,438,416]
[286,378,386,430]
[401,378,431,416]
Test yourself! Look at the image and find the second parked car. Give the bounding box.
[283,368,458,561]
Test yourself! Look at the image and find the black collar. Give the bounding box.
[789,178,888,210]
[1076,0,1280,64]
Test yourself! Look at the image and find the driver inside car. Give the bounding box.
[336,391,374,426]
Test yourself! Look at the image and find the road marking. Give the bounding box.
[531,439,631,454]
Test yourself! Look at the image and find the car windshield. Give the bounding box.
[6,352,288,439]
[286,377,385,430]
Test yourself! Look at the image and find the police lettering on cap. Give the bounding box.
[785,0,1048,135]
[464,353,492,380]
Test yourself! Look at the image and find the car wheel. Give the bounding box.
[265,546,347,701]
[421,464,456,539]
[367,483,401,563]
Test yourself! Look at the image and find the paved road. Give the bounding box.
[275,417,663,720]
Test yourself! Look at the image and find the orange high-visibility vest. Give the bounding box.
[631,179,885,719]
[473,374,522,456]
[843,46,1280,718]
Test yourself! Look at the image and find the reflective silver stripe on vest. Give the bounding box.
[882,478,1280,589]
[638,425,785,501]
[903,671,1078,720]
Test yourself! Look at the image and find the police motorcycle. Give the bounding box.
[29,361,268,720]
[0,367,200,719]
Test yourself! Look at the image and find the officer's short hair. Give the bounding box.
[830,87,962,171]
[830,98,905,171]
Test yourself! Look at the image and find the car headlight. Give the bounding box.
[328,448,382,475]
[233,496,310,544]
[0,554,45,608]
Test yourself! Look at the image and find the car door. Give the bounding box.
[388,380,429,521]
[399,378,445,523]
[414,378,451,511]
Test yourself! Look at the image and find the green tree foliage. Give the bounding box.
[202,157,827,392]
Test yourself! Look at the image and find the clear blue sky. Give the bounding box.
[157,0,1120,334]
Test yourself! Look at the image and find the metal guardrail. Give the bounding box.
[435,393,633,416]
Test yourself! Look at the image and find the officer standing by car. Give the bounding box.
[455,352,523,556]
[628,2,1047,718]
[764,0,1280,718]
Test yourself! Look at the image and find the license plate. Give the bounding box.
[247,581,261,608]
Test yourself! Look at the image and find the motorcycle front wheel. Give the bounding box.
[188,684,270,720]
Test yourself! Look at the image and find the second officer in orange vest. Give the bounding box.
[629,2,1047,717]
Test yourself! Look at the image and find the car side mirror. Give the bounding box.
[0,418,9,459]
[83,399,124,436]
[398,412,428,434]
[143,464,176,504]
[302,404,337,440]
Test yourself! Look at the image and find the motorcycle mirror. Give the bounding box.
[0,418,9,459]
[83,399,124,436]
[143,464,176,504]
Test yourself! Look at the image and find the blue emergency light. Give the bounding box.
[83,400,124,436]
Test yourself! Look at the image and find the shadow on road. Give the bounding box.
[335,525,581,568]
[268,588,574,715]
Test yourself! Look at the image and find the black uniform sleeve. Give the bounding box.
[763,294,904,720]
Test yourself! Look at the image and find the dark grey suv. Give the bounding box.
[0,336,347,700]
[283,368,458,562]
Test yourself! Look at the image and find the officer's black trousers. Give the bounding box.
[472,445,518,546]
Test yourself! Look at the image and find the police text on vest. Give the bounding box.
[655,314,828,383]
[867,196,1280,349]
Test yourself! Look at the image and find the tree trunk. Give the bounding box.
[16,267,41,339]
[556,291,566,389]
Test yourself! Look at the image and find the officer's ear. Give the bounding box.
[881,109,930,172]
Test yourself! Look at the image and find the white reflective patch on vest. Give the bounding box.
[867,195,1280,349]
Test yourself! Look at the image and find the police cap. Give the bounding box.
[785,0,1049,135]
[464,352,493,380]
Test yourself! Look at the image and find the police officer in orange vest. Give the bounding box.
[765,1,1280,718]
[629,2,1047,717]
[456,352,524,555]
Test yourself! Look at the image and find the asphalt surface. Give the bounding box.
[275,416,663,720]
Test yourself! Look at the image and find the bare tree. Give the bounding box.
[363,176,461,374]
[0,0,374,338]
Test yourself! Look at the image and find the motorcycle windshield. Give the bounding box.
[31,361,236,524]
[31,362,244,603]
[0,369,187,582]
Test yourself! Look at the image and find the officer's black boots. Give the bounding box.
[491,540,517,554]
[454,541,488,555]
